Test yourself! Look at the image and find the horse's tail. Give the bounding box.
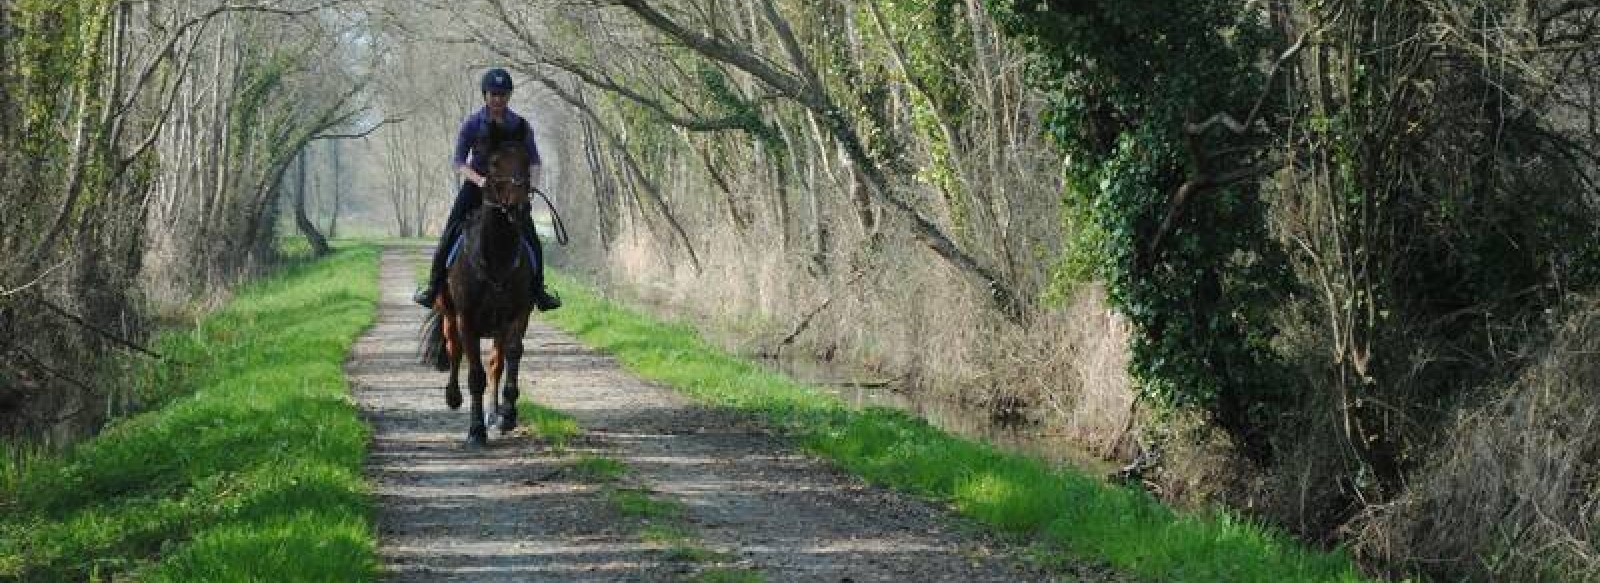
[418,309,449,371]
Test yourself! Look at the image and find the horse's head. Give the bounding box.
[481,122,531,212]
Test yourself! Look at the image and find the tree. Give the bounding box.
[459,0,1032,321]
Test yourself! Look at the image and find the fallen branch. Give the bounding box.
[0,260,69,298]
[773,265,871,354]
[34,297,166,360]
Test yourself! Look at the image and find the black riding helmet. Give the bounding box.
[481,67,513,95]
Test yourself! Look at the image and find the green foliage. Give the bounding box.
[803,2,906,175]
[230,48,298,162]
[856,0,974,235]
[987,1,1290,450]
[6,0,117,238]
[697,63,783,152]
[0,246,380,582]
[1040,174,1105,304]
[861,0,969,119]
[540,273,1376,582]
[11,0,112,155]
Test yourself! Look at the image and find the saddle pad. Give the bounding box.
[446,234,539,271]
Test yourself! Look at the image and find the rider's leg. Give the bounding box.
[522,208,561,311]
[413,181,483,307]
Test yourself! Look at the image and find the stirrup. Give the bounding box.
[413,284,438,308]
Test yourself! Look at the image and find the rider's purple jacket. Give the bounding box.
[452,106,542,176]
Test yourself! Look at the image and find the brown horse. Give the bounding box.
[423,123,535,447]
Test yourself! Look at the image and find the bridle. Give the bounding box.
[470,176,530,287]
[481,176,530,220]
[481,176,568,246]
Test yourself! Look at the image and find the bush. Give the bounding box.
[1350,297,1600,582]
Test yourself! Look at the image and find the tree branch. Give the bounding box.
[33,296,166,360]
[1143,162,1280,263]
[312,117,404,140]
[479,0,756,134]
[603,0,1026,322]
[532,72,704,273]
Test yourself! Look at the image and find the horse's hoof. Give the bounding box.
[446,386,462,410]
[465,425,488,447]
[497,405,518,433]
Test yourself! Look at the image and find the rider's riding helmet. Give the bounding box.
[481,68,514,95]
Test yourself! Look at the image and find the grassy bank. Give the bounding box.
[0,245,380,582]
[540,273,1380,583]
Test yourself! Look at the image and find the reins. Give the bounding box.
[468,181,567,291]
[531,187,569,246]
[480,181,565,246]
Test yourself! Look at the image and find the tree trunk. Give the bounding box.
[326,140,340,238]
[293,150,330,256]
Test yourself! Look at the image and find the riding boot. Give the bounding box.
[524,213,561,311]
[413,221,458,307]
[415,182,482,307]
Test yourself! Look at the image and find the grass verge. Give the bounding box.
[540,273,1381,583]
[0,245,381,582]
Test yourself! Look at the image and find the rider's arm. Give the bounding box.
[459,164,486,188]
[453,115,486,187]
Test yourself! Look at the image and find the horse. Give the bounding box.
[421,122,536,447]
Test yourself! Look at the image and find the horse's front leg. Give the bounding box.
[443,314,463,410]
[461,322,489,447]
[487,343,504,431]
[497,315,529,434]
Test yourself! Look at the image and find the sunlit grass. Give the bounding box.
[639,524,740,569]
[518,400,581,452]
[640,523,696,544]
[541,272,1382,583]
[0,245,380,582]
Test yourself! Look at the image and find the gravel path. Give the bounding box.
[350,247,1071,582]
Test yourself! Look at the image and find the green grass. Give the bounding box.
[665,544,731,564]
[518,400,581,451]
[572,455,627,482]
[690,567,765,583]
[640,523,696,544]
[541,272,1383,583]
[0,245,381,582]
[607,487,684,520]
[630,502,742,566]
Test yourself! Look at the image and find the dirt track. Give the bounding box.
[349,248,1070,582]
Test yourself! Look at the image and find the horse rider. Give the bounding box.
[413,67,561,312]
